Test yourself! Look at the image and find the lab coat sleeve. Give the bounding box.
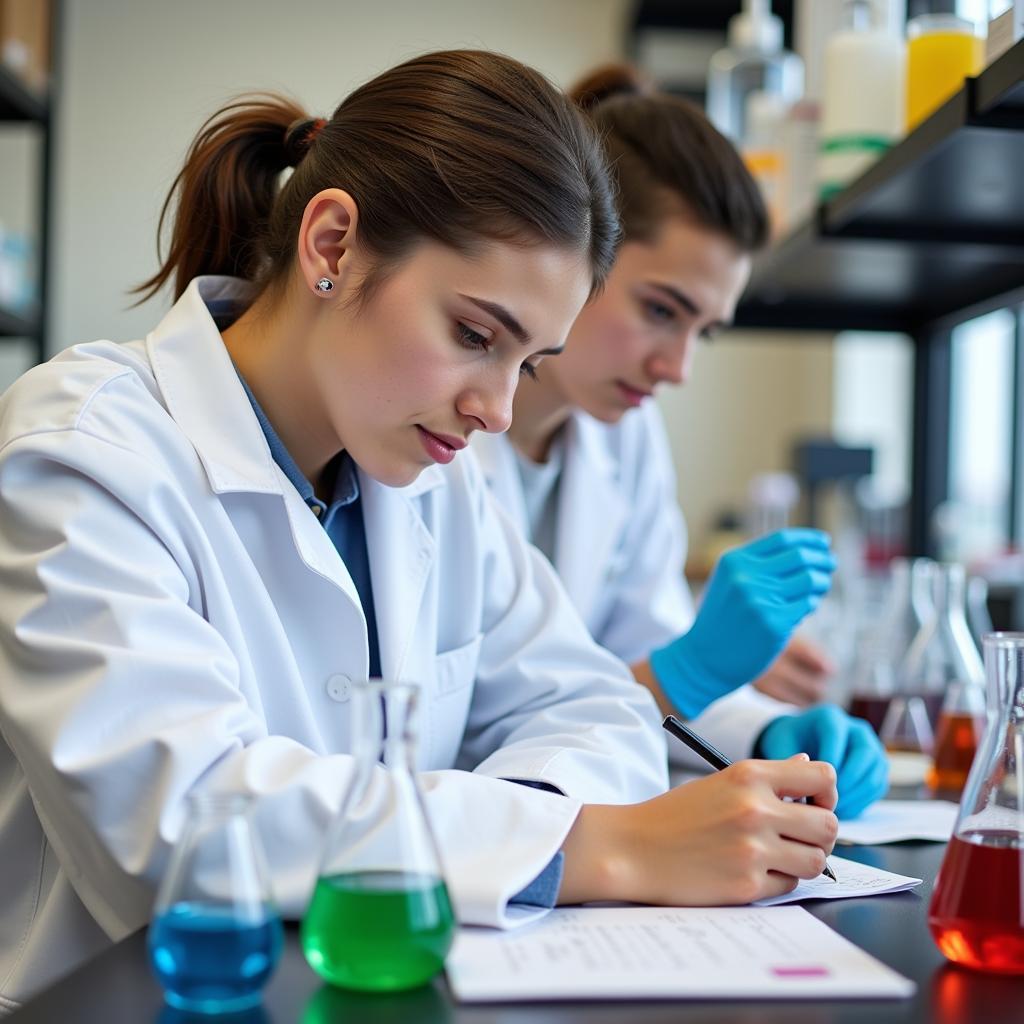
[452,463,669,807]
[0,429,589,935]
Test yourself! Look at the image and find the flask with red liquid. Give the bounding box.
[928,633,1024,974]
[848,558,933,734]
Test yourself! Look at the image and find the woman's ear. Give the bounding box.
[296,188,361,294]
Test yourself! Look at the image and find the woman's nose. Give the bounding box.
[458,370,516,434]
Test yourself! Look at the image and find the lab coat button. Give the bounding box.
[326,674,351,702]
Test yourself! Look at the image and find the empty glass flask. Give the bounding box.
[301,680,455,992]
[928,633,1024,974]
[148,793,283,1013]
[848,557,932,734]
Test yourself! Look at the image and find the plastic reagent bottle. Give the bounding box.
[818,0,905,201]
[707,0,804,145]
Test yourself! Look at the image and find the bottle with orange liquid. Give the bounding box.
[928,633,1024,975]
[906,13,984,131]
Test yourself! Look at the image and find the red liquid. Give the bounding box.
[848,695,891,734]
[928,831,1024,975]
[927,712,984,794]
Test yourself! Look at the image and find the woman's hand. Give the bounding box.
[753,636,835,707]
[756,705,890,819]
[559,755,838,907]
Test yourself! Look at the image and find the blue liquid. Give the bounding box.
[148,902,283,1013]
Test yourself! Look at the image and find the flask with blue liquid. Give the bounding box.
[148,792,283,1013]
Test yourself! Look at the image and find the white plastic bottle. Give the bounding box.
[818,0,906,201]
[706,0,804,145]
[778,0,845,229]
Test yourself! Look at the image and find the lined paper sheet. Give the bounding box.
[447,905,915,1002]
[753,854,921,906]
[836,800,958,844]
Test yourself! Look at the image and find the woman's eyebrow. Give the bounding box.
[459,294,532,344]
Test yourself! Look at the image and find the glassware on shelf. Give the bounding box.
[706,0,804,145]
[301,680,455,992]
[147,793,283,1014]
[928,633,1024,974]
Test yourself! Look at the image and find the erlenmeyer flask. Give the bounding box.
[848,558,927,733]
[928,633,1024,974]
[148,793,283,1013]
[301,680,455,991]
[879,560,939,756]
[920,565,986,794]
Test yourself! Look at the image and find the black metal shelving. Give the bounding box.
[0,7,57,365]
[736,40,1024,334]
[730,39,1024,555]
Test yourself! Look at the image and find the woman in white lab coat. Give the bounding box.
[475,66,888,818]
[0,51,839,1010]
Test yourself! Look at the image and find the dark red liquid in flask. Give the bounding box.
[928,830,1024,974]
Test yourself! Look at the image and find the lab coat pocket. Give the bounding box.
[426,633,483,769]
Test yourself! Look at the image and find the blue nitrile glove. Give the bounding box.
[648,529,836,719]
[756,705,890,819]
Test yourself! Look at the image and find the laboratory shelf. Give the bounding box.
[736,38,1024,333]
[0,304,40,338]
[0,65,47,122]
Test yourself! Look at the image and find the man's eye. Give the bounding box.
[644,299,677,323]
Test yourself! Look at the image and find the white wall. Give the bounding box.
[52,0,630,351]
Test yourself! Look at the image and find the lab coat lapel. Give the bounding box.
[360,468,441,680]
[471,432,530,535]
[556,415,628,617]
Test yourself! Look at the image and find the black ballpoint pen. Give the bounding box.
[662,714,838,883]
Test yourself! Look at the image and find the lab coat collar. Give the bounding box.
[471,430,530,534]
[146,276,444,500]
[147,276,281,496]
[554,412,628,615]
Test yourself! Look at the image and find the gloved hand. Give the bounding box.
[649,529,835,719]
[756,705,890,819]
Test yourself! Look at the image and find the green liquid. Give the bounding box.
[300,871,455,991]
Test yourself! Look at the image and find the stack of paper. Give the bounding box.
[447,905,915,1002]
[754,853,921,905]
[836,800,958,845]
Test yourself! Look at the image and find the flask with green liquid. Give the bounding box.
[301,681,455,991]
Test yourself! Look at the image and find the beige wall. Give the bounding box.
[658,330,835,560]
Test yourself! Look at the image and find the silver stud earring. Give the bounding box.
[315,277,334,294]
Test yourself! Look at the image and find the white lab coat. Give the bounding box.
[472,403,790,770]
[0,277,667,1012]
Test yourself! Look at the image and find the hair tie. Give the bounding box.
[284,117,327,166]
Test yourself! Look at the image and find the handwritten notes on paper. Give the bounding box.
[446,905,915,1002]
[753,854,922,906]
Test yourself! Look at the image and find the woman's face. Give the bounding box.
[540,217,752,423]
[310,238,591,486]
